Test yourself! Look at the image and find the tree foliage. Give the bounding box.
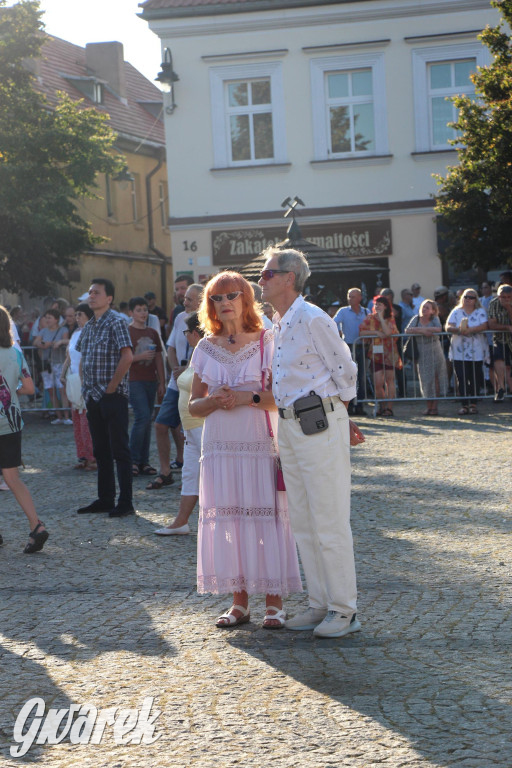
[434,0,512,272]
[0,0,124,295]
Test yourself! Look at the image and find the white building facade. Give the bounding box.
[140,0,498,300]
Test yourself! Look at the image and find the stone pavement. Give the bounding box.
[0,402,511,767]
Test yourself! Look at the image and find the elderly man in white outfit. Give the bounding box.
[259,248,365,638]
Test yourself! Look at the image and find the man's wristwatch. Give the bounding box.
[250,391,261,407]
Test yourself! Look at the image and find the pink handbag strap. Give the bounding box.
[259,330,275,439]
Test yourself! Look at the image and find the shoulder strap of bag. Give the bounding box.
[260,330,274,439]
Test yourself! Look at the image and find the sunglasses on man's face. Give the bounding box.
[209,291,242,303]
[259,269,290,281]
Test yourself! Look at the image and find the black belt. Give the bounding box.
[278,396,341,419]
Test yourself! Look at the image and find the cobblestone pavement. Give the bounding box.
[0,401,511,767]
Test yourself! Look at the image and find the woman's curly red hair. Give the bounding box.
[198,271,263,335]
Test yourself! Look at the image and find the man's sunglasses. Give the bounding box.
[259,269,290,281]
[209,291,242,302]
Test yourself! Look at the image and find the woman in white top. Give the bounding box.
[61,303,96,470]
[154,312,205,536]
[446,289,488,415]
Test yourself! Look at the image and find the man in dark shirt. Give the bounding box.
[76,279,134,517]
[144,291,167,340]
[168,275,194,333]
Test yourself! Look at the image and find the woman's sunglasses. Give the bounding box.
[209,291,242,302]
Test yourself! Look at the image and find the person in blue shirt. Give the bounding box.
[333,288,369,415]
[398,289,416,333]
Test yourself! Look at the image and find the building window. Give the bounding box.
[210,62,286,168]
[326,69,374,154]
[105,174,115,218]
[310,52,388,160]
[412,42,490,152]
[130,178,138,222]
[226,79,274,162]
[92,82,103,104]
[428,59,475,147]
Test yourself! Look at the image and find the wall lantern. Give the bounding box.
[155,47,179,114]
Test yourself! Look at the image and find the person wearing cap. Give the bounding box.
[144,291,167,340]
[411,283,425,311]
[398,289,416,333]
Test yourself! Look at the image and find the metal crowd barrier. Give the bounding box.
[19,332,511,413]
[350,331,511,406]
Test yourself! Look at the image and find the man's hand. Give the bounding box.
[349,419,365,446]
[172,364,187,379]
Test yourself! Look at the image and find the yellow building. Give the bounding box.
[35,36,173,313]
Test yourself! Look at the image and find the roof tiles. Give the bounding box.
[37,35,165,146]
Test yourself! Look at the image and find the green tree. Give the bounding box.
[434,0,512,272]
[0,0,123,295]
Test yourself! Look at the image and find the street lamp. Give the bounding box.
[155,47,179,115]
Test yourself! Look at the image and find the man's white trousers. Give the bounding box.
[278,403,357,615]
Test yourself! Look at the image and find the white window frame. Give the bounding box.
[310,52,388,161]
[209,62,287,168]
[412,42,490,152]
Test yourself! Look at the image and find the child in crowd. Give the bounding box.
[0,305,49,553]
[128,297,165,476]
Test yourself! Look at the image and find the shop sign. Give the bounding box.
[211,220,392,266]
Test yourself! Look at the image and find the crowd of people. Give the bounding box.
[331,273,512,417]
[1,263,510,637]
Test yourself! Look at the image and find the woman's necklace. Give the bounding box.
[227,334,236,345]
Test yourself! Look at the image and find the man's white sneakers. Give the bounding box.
[284,607,327,631]
[313,611,361,638]
[285,607,361,637]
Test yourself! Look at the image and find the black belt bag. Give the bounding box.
[293,391,329,435]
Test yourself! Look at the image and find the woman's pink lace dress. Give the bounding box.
[191,331,302,597]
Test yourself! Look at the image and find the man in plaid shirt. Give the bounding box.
[76,279,134,517]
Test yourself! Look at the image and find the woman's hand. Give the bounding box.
[349,420,365,446]
[210,385,236,410]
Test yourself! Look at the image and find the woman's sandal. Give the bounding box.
[23,521,49,554]
[381,408,394,417]
[74,459,87,470]
[169,460,183,471]
[262,607,287,630]
[468,404,478,414]
[139,464,157,476]
[146,472,174,490]
[84,460,97,472]
[132,464,140,476]
[458,406,469,415]
[215,605,250,628]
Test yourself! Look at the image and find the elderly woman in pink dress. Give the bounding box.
[189,271,302,629]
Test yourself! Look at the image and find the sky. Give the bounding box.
[6,0,163,85]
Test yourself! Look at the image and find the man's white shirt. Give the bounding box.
[272,295,357,409]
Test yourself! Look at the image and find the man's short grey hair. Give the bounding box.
[263,247,310,292]
[347,287,362,298]
[498,284,512,295]
[188,283,204,297]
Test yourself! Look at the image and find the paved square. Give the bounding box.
[1,405,511,766]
